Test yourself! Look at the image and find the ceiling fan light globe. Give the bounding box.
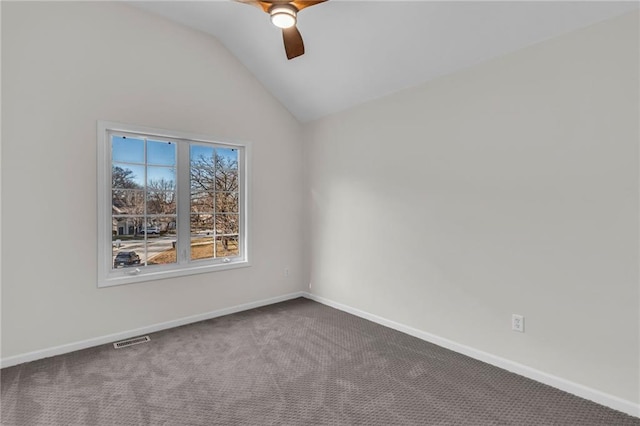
[270,7,297,29]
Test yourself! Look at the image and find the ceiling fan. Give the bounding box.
[236,0,327,60]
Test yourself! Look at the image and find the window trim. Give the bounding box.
[97,121,251,288]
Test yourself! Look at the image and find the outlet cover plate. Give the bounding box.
[512,314,524,332]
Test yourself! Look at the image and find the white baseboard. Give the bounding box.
[0,291,305,369]
[302,292,640,419]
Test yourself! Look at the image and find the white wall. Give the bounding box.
[305,12,639,404]
[1,2,305,357]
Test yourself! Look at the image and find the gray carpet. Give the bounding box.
[1,298,638,425]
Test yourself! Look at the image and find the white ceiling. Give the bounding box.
[131,1,638,122]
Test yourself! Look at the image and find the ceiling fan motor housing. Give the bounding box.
[269,4,298,28]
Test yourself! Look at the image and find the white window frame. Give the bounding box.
[97,121,251,288]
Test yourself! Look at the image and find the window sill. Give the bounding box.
[98,259,251,288]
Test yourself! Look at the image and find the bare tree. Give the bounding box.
[112,166,141,190]
[147,178,176,215]
[112,166,144,236]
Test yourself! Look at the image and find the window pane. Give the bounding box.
[216,235,239,257]
[147,191,176,215]
[191,191,213,213]
[112,189,144,215]
[191,145,215,162]
[112,216,144,270]
[215,169,238,192]
[215,192,238,213]
[147,166,175,188]
[112,164,144,189]
[113,248,142,269]
[113,216,144,238]
[146,216,177,266]
[147,140,176,166]
[216,148,238,170]
[191,238,214,261]
[191,214,214,260]
[216,214,239,235]
[190,145,215,192]
[191,214,214,235]
[112,136,144,164]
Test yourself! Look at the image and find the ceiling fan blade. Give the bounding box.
[291,0,327,12]
[235,0,272,13]
[282,25,305,60]
[238,0,322,13]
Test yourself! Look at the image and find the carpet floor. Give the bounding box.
[1,298,638,425]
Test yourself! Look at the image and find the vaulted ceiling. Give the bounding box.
[132,1,639,122]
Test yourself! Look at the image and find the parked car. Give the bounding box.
[140,226,160,235]
[114,251,141,268]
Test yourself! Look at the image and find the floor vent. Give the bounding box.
[113,336,151,349]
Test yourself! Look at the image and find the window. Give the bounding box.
[97,122,250,287]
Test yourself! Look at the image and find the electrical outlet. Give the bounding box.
[512,314,524,333]
[284,267,290,277]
